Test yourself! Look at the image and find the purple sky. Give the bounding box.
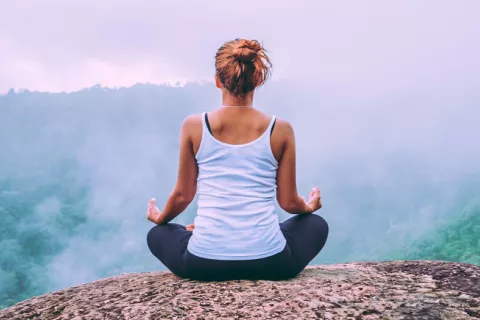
[1,0,479,93]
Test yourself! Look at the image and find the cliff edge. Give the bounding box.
[1,260,479,319]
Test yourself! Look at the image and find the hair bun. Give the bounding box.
[233,39,262,62]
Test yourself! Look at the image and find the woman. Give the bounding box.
[146,38,328,281]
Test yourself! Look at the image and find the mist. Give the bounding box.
[1,80,479,307]
[1,0,480,310]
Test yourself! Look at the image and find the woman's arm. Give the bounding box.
[275,120,322,214]
[153,115,199,224]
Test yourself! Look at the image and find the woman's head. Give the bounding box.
[215,39,272,97]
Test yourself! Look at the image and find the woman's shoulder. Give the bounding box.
[250,110,295,139]
[180,113,203,137]
[253,110,293,130]
[272,117,294,136]
[182,113,203,126]
[269,116,295,155]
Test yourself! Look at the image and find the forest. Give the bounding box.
[1,83,479,308]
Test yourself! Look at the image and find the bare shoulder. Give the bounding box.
[255,110,293,134]
[273,117,295,137]
[181,113,202,134]
[182,113,202,127]
[270,117,295,162]
[180,114,203,154]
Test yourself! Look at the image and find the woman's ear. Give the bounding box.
[215,73,223,89]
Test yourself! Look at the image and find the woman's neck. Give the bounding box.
[222,91,254,107]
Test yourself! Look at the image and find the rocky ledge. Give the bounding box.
[1,260,479,320]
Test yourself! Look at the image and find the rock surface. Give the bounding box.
[1,260,479,319]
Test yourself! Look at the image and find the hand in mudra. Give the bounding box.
[146,198,161,223]
[301,186,322,213]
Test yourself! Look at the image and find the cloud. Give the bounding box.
[0,0,479,93]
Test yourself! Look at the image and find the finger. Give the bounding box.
[149,198,156,208]
[308,188,316,202]
[148,198,157,215]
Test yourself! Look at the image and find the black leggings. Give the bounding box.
[147,214,329,281]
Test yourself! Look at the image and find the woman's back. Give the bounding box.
[187,108,287,260]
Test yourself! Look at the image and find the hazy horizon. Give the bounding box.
[2,0,479,94]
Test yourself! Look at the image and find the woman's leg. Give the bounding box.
[184,244,294,281]
[146,223,192,278]
[280,214,329,277]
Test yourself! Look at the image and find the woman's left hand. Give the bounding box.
[185,223,195,231]
[146,198,161,224]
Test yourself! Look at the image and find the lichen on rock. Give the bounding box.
[1,260,479,319]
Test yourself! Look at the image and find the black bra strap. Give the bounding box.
[270,118,276,136]
[205,112,212,134]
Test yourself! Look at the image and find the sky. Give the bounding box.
[1,0,479,94]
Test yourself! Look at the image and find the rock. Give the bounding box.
[1,260,479,320]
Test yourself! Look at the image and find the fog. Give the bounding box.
[1,81,479,307]
[1,0,479,309]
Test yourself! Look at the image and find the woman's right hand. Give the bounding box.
[146,198,162,224]
[303,187,322,213]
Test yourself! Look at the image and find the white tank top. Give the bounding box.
[187,112,287,260]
